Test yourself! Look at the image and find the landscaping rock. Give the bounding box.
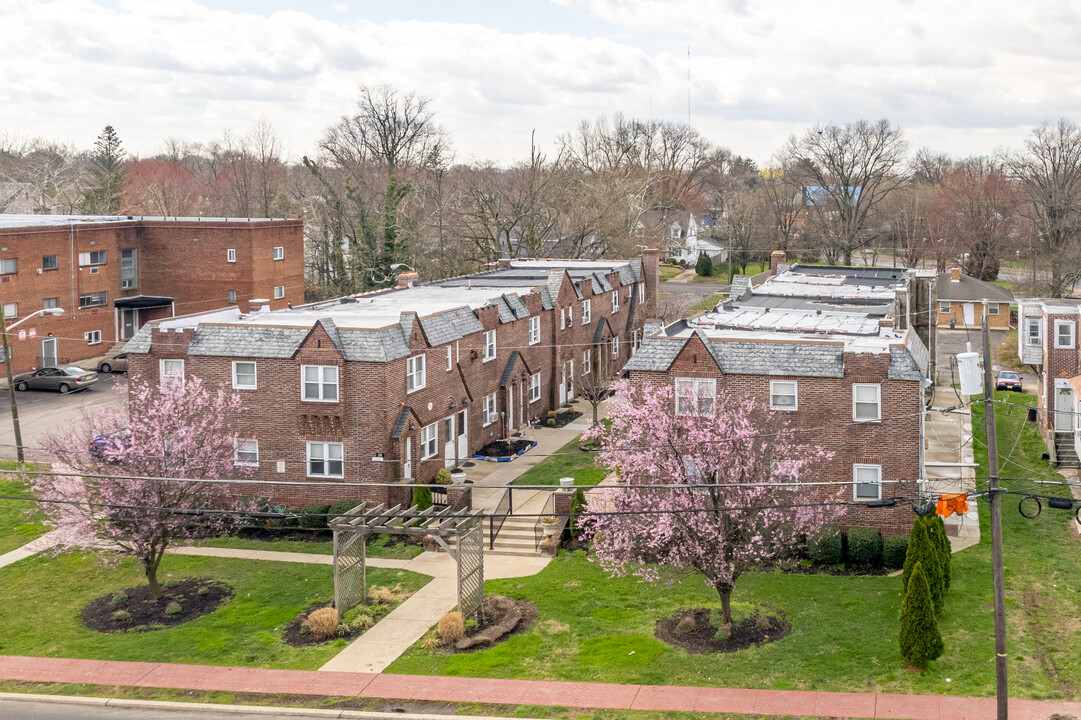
[456,596,522,649]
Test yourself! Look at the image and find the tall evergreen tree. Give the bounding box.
[899,561,945,670]
[927,514,952,591]
[695,251,713,277]
[903,520,946,615]
[79,125,126,214]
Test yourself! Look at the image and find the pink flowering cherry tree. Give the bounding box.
[29,377,251,600]
[581,379,842,626]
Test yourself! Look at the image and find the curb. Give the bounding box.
[0,692,544,720]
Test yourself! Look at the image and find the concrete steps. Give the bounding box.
[1054,436,1081,469]
[444,516,541,557]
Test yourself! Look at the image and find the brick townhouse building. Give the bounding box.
[0,215,304,375]
[625,261,930,537]
[936,267,1013,329]
[1017,298,1081,465]
[124,251,660,508]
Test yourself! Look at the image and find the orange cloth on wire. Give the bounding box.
[936,493,969,518]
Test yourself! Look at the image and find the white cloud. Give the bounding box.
[3,0,1081,165]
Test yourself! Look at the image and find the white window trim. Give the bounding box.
[420,423,439,459]
[274,285,285,300]
[560,308,566,330]
[853,463,883,501]
[988,303,999,315]
[1027,318,1042,347]
[483,330,497,362]
[1055,320,1075,349]
[612,336,620,358]
[160,359,185,388]
[234,438,259,467]
[612,290,619,311]
[306,441,344,478]
[939,300,950,313]
[232,361,257,390]
[301,364,339,403]
[2,302,17,319]
[529,372,541,402]
[852,383,882,422]
[582,349,591,374]
[227,248,236,263]
[273,246,284,260]
[529,316,540,345]
[84,330,102,345]
[582,299,591,324]
[446,346,453,372]
[770,380,798,411]
[482,392,498,426]
[406,354,426,393]
[674,377,717,417]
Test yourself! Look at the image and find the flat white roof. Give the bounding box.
[696,306,884,335]
[0,214,290,229]
[670,323,907,353]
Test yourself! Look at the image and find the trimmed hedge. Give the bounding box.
[299,503,331,529]
[568,488,587,539]
[412,484,433,512]
[809,524,843,565]
[846,526,883,566]
[328,500,359,520]
[883,534,909,569]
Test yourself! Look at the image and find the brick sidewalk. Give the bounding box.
[2,656,1080,719]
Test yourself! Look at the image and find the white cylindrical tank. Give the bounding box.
[956,351,983,396]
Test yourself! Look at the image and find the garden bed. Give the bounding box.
[430,596,538,655]
[282,591,407,648]
[473,439,537,462]
[544,410,582,428]
[654,608,790,654]
[82,578,233,634]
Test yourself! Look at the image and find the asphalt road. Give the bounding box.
[0,698,341,720]
[0,373,126,462]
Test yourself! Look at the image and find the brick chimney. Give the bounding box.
[248,298,270,313]
[641,247,660,317]
[395,271,419,289]
[878,317,894,329]
[770,250,788,276]
[950,267,961,283]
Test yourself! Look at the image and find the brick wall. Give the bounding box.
[937,300,1010,329]
[1038,310,1081,439]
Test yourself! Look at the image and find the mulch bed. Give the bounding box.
[547,410,583,428]
[438,596,538,655]
[282,600,397,648]
[655,608,790,654]
[83,578,233,634]
[217,527,423,552]
[476,439,535,458]
[780,562,891,577]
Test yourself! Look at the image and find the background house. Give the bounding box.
[1018,298,1081,466]
[936,267,1014,329]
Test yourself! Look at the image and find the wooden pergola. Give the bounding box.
[330,502,485,620]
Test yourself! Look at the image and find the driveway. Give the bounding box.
[0,374,126,462]
[934,328,1037,393]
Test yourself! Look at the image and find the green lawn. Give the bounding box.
[513,437,607,487]
[687,294,723,315]
[191,533,423,559]
[658,265,684,281]
[0,472,48,555]
[387,391,1081,700]
[0,552,429,669]
[692,262,766,283]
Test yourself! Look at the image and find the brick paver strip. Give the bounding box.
[5,655,1081,719]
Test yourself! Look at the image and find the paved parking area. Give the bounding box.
[0,374,126,462]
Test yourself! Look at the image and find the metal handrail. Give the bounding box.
[489,487,512,550]
[534,491,557,549]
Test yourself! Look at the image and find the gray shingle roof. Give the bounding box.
[936,272,1014,302]
[500,351,521,388]
[623,336,686,371]
[710,341,844,377]
[889,331,929,381]
[320,318,343,350]
[418,306,484,346]
[391,406,412,439]
[339,327,410,362]
[189,325,310,358]
[122,326,154,354]
[546,270,564,300]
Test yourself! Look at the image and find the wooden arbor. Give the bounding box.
[330,503,486,620]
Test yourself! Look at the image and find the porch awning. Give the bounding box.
[114,295,173,309]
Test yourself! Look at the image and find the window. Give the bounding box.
[235,438,259,467]
[582,349,591,374]
[273,246,284,261]
[853,383,881,422]
[78,250,107,266]
[939,300,950,313]
[406,354,426,392]
[770,380,798,411]
[0,258,16,275]
[43,297,59,310]
[988,303,999,315]
[42,254,58,271]
[853,464,882,501]
[1055,320,1075,349]
[771,459,800,487]
[638,284,644,305]
[611,336,620,358]
[612,290,619,311]
[227,290,237,304]
[79,292,107,308]
[529,316,540,345]
[420,423,438,459]
[582,299,591,324]
[482,392,498,426]
[482,330,496,361]
[2,302,16,319]
[566,306,573,326]
[227,248,236,263]
[307,441,343,477]
[1027,318,1042,346]
[675,377,716,417]
[529,372,541,402]
[160,359,184,388]
[274,285,285,300]
[301,365,339,402]
[232,361,257,389]
[119,248,137,289]
[560,308,566,330]
[84,330,101,345]
[670,224,681,239]
[446,346,453,371]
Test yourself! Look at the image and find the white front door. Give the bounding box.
[120,308,139,340]
[40,337,57,366]
[443,416,456,468]
[963,303,975,326]
[456,410,468,460]
[1056,387,1075,433]
[507,391,515,433]
[403,437,412,480]
[559,368,567,404]
[566,360,575,401]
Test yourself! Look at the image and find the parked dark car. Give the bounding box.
[14,366,99,393]
[995,370,1023,392]
[88,429,132,461]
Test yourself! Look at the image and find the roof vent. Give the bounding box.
[339,297,357,304]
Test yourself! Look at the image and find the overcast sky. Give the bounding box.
[3,0,1080,166]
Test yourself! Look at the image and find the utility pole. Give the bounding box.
[0,302,23,464]
[982,306,1008,719]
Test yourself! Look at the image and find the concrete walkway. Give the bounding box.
[168,545,550,674]
[1,655,1077,719]
[925,389,981,552]
[0,531,57,570]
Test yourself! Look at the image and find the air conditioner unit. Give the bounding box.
[89,267,99,274]
[36,268,42,275]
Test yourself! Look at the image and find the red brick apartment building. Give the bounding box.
[1017,298,1081,466]
[624,263,930,536]
[125,251,660,508]
[0,215,304,374]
